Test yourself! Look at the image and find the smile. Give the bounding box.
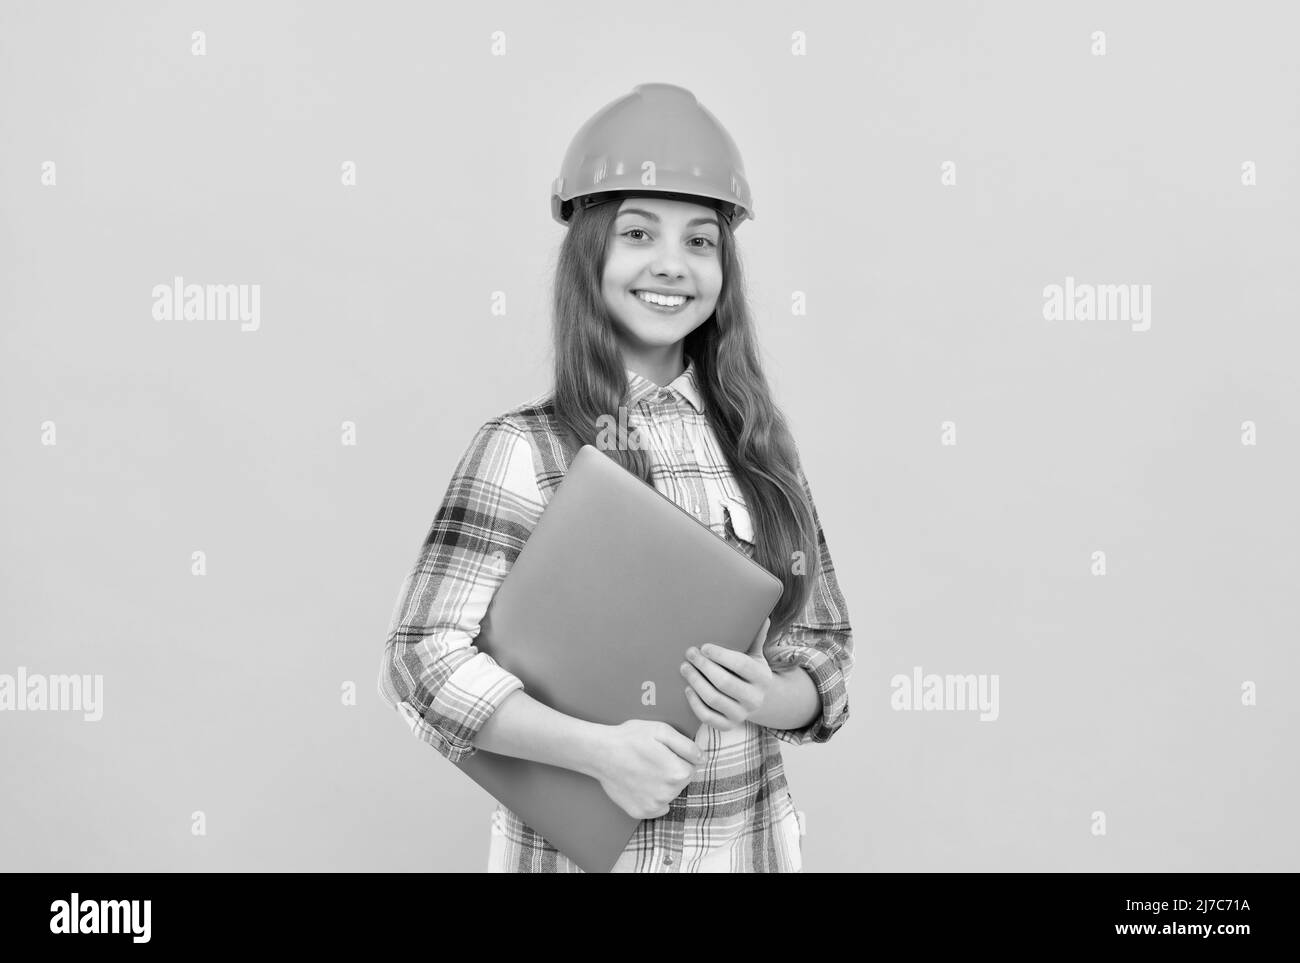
[632,290,693,312]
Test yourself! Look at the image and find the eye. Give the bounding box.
[621,229,715,249]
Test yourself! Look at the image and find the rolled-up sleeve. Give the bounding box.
[378,416,544,764]
[764,464,854,747]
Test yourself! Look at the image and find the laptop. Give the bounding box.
[454,443,784,872]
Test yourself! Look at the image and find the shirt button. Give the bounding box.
[664,855,673,866]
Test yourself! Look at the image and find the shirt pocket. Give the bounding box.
[720,495,757,557]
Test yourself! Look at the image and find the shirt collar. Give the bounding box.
[624,356,705,414]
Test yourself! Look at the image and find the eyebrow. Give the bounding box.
[616,208,720,229]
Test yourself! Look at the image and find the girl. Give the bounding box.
[379,83,853,872]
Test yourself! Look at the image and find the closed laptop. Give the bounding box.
[455,443,783,872]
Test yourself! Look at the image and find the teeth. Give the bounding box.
[636,290,688,307]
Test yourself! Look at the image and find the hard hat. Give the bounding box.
[550,82,755,229]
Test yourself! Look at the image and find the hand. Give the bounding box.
[680,617,774,733]
[592,719,705,820]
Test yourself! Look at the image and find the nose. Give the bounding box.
[648,240,688,280]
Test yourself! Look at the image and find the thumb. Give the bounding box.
[747,617,772,657]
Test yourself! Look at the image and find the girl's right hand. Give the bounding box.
[593,719,704,820]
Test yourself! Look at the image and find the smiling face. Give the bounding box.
[600,195,724,370]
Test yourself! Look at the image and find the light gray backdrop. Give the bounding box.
[2,0,1296,872]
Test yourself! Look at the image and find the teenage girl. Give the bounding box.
[379,83,853,872]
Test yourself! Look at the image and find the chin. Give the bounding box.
[629,331,689,350]
[633,315,697,337]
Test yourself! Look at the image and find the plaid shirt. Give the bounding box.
[379,357,853,872]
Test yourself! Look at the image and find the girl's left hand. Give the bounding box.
[680,618,774,732]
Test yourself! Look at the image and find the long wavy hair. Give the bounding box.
[548,193,819,641]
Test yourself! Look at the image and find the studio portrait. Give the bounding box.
[1,1,1295,927]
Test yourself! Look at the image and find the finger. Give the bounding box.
[684,651,751,700]
[694,722,711,748]
[656,725,705,765]
[696,643,764,682]
[682,663,744,718]
[684,686,731,729]
[749,617,772,654]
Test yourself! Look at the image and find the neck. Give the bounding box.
[622,343,686,387]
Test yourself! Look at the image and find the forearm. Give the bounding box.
[471,689,611,779]
[751,666,821,731]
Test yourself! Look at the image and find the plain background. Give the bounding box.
[1,1,1297,872]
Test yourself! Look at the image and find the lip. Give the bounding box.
[631,289,694,299]
[631,289,694,313]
